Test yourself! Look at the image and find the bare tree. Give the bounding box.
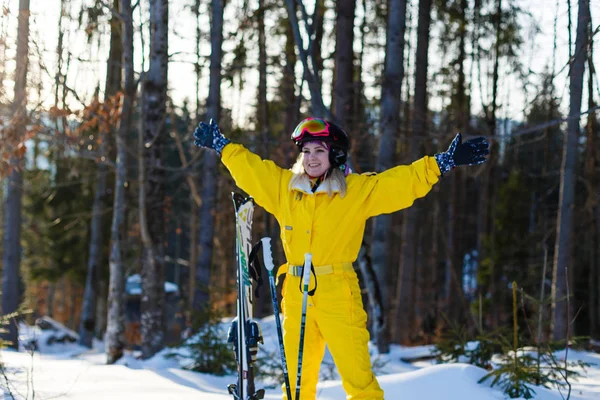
[188,0,202,311]
[280,4,299,165]
[257,0,269,149]
[477,0,502,329]
[106,0,134,364]
[371,0,408,353]
[80,0,122,348]
[1,0,30,350]
[395,0,432,344]
[283,0,330,118]
[552,0,590,341]
[333,0,356,127]
[0,1,10,103]
[139,0,168,359]
[194,0,223,312]
[584,44,598,337]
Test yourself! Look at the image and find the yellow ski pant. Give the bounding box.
[280,263,384,400]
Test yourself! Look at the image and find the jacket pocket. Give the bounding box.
[282,225,293,246]
[342,271,360,298]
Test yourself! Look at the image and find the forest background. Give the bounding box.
[0,0,599,363]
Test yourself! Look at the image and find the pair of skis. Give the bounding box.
[228,193,265,400]
[229,193,312,400]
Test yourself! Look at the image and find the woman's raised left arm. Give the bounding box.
[361,133,489,218]
[360,156,441,218]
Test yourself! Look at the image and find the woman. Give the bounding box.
[193,117,489,399]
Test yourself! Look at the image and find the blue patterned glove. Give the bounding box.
[193,119,231,155]
[435,133,490,176]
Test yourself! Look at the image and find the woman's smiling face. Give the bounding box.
[302,141,331,178]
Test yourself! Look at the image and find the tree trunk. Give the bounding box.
[188,0,202,313]
[194,0,224,312]
[54,0,66,108]
[597,198,600,339]
[1,0,29,350]
[311,0,325,86]
[106,0,134,363]
[477,0,499,330]
[194,0,202,124]
[585,47,598,337]
[283,0,330,118]
[333,0,355,126]
[448,0,470,328]
[46,283,55,318]
[0,5,9,100]
[257,0,269,159]
[395,0,432,344]
[139,0,168,359]
[253,0,272,317]
[552,0,589,341]
[280,11,298,166]
[95,278,107,340]
[372,0,408,353]
[80,0,122,348]
[428,186,441,342]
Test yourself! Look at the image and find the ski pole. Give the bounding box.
[261,237,293,400]
[295,252,312,400]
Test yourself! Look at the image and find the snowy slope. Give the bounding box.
[1,316,599,400]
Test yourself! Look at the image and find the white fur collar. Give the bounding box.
[290,173,342,195]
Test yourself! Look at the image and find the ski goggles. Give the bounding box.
[291,118,331,142]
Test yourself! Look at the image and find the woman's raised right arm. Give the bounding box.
[193,119,288,215]
[220,143,286,216]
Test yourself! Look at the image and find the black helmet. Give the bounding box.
[291,118,350,167]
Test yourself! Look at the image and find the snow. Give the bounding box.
[125,274,179,295]
[19,317,79,354]
[1,316,599,400]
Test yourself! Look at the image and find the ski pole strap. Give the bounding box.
[248,241,265,298]
[297,264,317,296]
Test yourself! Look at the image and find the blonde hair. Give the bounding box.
[289,152,348,198]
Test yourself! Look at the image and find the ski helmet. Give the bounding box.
[291,118,350,167]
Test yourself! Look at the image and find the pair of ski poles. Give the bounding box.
[261,238,312,400]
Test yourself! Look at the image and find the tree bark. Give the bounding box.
[106,0,134,363]
[395,0,432,344]
[80,0,122,348]
[477,0,499,330]
[372,0,408,353]
[139,0,168,359]
[194,0,224,312]
[552,0,589,341]
[283,0,330,118]
[311,0,325,86]
[333,0,355,126]
[280,11,299,166]
[448,0,470,328]
[1,0,29,350]
[0,6,9,100]
[584,44,598,336]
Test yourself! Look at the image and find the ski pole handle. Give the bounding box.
[302,253,312,286]
[261,237,275,273]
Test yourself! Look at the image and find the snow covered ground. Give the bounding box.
[1,315,599,400]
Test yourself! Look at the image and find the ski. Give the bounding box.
[260,237,293,400]
[227,193,265,400]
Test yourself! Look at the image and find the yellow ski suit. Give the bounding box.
[221,144,441,399]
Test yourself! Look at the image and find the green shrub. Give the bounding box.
[479,336,588,398]
[183,307,237,376]
[436,283,590,399]
[434,316,502,370]
[480,283,589,398]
